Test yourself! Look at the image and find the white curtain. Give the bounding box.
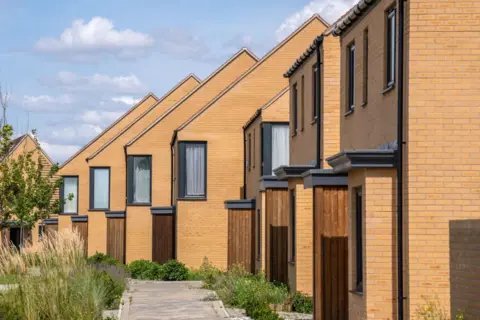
[63,177,78,213]
[186,144,205,196]
[271,124,289,174]
[94,169,109,209]
[133,157,151,203]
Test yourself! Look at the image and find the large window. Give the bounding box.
[292,83,298,134]
[89,167,110,210]
[347,43,356,112]
[248,133,252,171]
[312,63,319,119]
[61,176,78,214]
[386,8,396,87]
[178,142,207,199]
[261,123,289,175]
[355,188,363,293]
[290,189,296,262]
[127,156,152,205]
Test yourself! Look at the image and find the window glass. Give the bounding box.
[355,188,363,292]
[63,177,78,213]
[185,143,205,197]
[133,157,151,203]
[271,124,289,174]
[93,168,109,209]
[387,9,396,85]
[312,64,318,119]
[348,44,356,111]
[292,84,298,133]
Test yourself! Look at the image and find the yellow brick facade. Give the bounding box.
[174,17,328,269]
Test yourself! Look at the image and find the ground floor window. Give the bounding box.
[354,187,363,293]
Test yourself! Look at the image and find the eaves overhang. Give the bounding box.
[224,199,256,210]
[274,165,315,181]
[71,215,88,223]
[105,211,126,218]
[327,149,396,173]
[43,218,59,225]
[259,175,288,191]
[302,169,348,189]
[151,206,176,215]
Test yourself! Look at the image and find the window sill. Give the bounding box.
[344,108,354,117]
[127,203,152,207]
[382,84,395,94]
[291,131,297,137]
[349,289,364,296]
[88,209,109,212]
[311,117,318,125]
[288,260,296,266]
[59,212,78,216]
[177,197,207,201]
[361,101,367,108]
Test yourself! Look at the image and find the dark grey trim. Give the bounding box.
[261,123,272,176]
[60,175,79,215]
[259,175,288,191]
[89,167,111,211]
[43,218,58,225]
[302,169,348,188]
[330,0,377,37]
[71,215,88,223]
[127,155,152,205]
[224,199,256,210]
[105,211,126,218]
[327,149,396,173]
[151,206,176,215]
[178,141,207,200]
[274,165,315,180]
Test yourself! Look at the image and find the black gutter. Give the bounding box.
[315,35,324,169]
[397,0,406,319]
[243,128,247,199]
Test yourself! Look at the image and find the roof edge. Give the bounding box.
[242,86,289,130]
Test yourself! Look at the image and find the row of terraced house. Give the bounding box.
[7,0,479,318]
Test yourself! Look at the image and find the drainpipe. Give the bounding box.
[243,129,247,199]
[396,0,406,319]
[315,35,324,169]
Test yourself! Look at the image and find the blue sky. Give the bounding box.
[0,0,355,163]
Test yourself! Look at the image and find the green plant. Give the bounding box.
[246,302,281,320]
[415,296,449,320]
[291,291,313,314]
[97,270,125,310]
[161,260,189,281]
[127,260,163,280]
[88,252,121,266]
[188,257,223,288]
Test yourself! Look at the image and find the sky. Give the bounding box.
[0,0,356,163]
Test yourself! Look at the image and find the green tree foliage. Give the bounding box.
[0,125,62,239]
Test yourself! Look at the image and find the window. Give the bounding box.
[312,63,319,119]
[38,225,45,241]
[261,123,289,175]
[292,83,298,134]
[89,167,110,210]
[386,8,396,87]
[127,156,152,204]
[256,209,261,259]
[290,189,296,262]
[61,176,78,214]
[347,43,356,111]
[363,29,369,105]
[178,142,207,199]
[300,75,305,130]
[355,188,363,293]
[253,129,256,168]
[248,133,252,171]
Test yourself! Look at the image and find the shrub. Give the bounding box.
[291,291,313,314]
[97,270,125,310]
[246,302,281,320]
[88,252,120,266]
[161,260,189,281]
[188,257,223,287]
[128,260,163,280]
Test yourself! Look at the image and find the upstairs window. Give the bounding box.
[178,142,207,199]
[248,133,252,171]
[127,156,152,205]
[261,123,289,176]
[300,75,305,130]
[60,176,78,214]
[253,129,256,169]
[386,8,396,87]
[347,43,356,112]
[89,167,110,210]
[292,83,298,134]
[312,63,319,119]
[363,29,369,105]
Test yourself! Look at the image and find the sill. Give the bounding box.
[177,197,207,201]
[311,117,318,125]
[59,212,78,216]
[127,203,152,207]
[88,208,109,212]
[349,289,364,296]
[288,260,296,266]
[382,83,395,94]
[344,108,354,117]
[361,101,367,108]
[291,130,297,137]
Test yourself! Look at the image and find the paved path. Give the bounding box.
[121,280,231,320]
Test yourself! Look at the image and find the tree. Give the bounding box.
[0,125,62,247]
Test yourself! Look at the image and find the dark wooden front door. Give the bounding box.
[227,208,255,273]
[152,214,175,264]
[73,221,88,257]
[107,218,126,264]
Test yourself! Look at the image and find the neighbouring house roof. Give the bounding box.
[283,35,324,78]
[326,0,377,37]
[59,91,162,168]
[2,134,54,165]
[124,48,259,149]
[85,73,203,161]
[171,15,328,140]
[242,86,289,130]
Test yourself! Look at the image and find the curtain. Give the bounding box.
[94,169,109,209]
[133,157,151,203]
[186,144,205,196]
[271,124,289,174]
[63,177,78,213]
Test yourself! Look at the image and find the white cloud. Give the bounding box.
[34,17,154,59]
[40,140,81,163]
[22,94,74,112]
[80,110,123,125]
[275,0,356,41]
[40,71,147,94]
[111,96,140,105]
[48,123,103,144]
[154,28,211,60]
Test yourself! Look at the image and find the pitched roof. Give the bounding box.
[283,35,324,78]
[125,48,259,148]
[325,0,377,37]
[86,73,204,160]
[243,87,290,130]
[174,15,327,135]
[3,134,54,165]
